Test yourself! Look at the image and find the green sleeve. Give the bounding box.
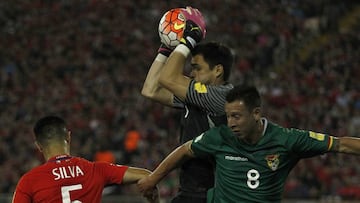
[285,128,333,158]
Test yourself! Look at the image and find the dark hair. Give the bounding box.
[192,41,233,81]
[33,116,67,145]
[226,85,261,111]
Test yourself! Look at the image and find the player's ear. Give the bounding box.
[66,130,71,144]
[253,107,261,121]
[35,141,43,152]
[214,64,224,78]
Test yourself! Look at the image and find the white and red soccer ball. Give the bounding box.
[158,8,186,48]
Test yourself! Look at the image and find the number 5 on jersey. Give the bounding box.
[61,184,82,203]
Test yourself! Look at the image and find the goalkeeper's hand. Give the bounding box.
[180,6,206,50]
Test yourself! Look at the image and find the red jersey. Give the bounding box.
[12,155,128,203]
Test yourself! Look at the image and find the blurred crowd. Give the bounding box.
[0,0,359,200]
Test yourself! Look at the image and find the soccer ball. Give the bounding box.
[158,8,185,48]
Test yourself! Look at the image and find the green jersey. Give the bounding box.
[191,118,333,203]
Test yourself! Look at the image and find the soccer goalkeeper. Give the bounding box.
[141,6,234,203]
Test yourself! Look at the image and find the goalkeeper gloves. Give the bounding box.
[180,6,206,50]
[157,43,173,57]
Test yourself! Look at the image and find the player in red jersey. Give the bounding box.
[12,115,158,203]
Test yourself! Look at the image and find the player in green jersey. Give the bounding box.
[137,85,360,203]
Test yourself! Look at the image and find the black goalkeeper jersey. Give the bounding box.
[173,80,233,196]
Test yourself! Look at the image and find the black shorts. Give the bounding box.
[171,194,207,203]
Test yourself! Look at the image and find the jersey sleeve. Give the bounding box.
[185,80,231,115]
[172,95,185,109]
[12,176,32,203]
[191,126,227,157]
[94,162,129,184]
[285,128,333,158]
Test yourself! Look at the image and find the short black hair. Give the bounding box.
[33,116,68,145]
[192,41,234,81]
[226,85,261,111]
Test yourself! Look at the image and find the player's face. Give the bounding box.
[225,100,258,142]
[190,54,217,84]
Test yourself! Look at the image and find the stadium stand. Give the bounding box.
[0,0,359,202]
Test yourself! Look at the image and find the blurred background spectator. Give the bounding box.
[0,0,359,201]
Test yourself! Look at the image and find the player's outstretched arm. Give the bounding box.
[122,166,152,184]
[158,49,191,101]
[331,137,360,154]
[137,141,195,192]
[141,45,174,106]
[158,6,206,101]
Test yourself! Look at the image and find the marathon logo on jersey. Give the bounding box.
[224,155,248,161]
[265,154,279,171]
[194,82,207,93]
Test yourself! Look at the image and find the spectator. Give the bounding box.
[1,0,359,201]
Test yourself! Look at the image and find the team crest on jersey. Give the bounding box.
[265,154,280,171]
[194,82,208,93]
